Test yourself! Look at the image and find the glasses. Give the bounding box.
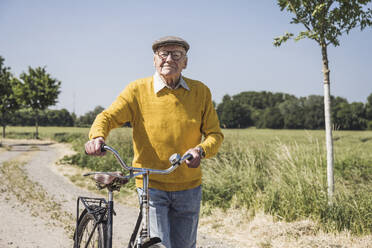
[156,50,185,61]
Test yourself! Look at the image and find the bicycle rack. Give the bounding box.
[74,196,117,247]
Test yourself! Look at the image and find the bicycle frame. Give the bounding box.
[74,144,192,248]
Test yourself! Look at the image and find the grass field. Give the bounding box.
[3,126,372,235]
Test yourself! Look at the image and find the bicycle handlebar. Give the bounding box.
[101,144,193,175]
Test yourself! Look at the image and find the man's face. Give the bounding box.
[154,45,187,78]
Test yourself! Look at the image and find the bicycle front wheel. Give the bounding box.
[75,211,106,248]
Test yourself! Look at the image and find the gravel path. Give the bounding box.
[0,140,234,248]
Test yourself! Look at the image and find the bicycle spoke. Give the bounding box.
[79,216,101,248]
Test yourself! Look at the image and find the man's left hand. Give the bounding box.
[184,148,201,168]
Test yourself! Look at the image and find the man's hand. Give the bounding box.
[184,147,201,168]
[85,137,106,156]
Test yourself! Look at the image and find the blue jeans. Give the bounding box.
[136,186,202,248]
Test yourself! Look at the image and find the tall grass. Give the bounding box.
[202,129,372,234]
[5,126,372,234]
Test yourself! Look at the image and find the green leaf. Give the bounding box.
[273,32,294,47]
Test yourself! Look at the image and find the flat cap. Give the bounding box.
[152,36,190,53]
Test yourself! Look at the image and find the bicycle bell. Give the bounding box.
[169,153,181,165]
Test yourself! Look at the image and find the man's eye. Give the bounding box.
[173,52,181,57]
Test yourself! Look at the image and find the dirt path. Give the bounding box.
[0,140,233,248]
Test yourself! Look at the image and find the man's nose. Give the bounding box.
[165,54,174,62]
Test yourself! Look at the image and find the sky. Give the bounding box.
[1,0,371,116]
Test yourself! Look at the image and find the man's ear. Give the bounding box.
[153,55,156,67]
[182,57,188,69]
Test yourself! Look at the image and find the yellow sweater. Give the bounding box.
[89,76,223,191]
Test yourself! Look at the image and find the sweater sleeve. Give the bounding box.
[198,87,224,158]
[89,84,136,140]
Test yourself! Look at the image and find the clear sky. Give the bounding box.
[1,0,371,116]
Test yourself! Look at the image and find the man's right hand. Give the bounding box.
[85,137,106,156]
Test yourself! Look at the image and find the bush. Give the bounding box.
[53,132,85,143]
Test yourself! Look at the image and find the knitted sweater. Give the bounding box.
[89,76,223,191]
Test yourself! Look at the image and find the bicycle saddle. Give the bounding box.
[93,172,128,185]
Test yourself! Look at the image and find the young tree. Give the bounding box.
[0,56,21,138]
[274,0,372,200]
[20,66,61,139]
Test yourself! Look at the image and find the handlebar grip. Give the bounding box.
[101,143,107,153]
[185,153,194,161]
[85,142,107,155]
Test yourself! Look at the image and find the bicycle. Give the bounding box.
[73,144,193,248]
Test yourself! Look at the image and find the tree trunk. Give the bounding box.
[35,110,39,139]
[1,112,5,138]
[321,44,334,202]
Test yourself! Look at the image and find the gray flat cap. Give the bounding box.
[152,36,190,53]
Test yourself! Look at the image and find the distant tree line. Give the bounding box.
[9,108,74,127]
[7,106,104,128]
[7,91,372,131]
[2,55,372,132]
[217,91,372,130]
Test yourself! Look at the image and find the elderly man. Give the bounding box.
[85,36,223,248]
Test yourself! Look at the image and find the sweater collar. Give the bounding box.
[153,71,190,94]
